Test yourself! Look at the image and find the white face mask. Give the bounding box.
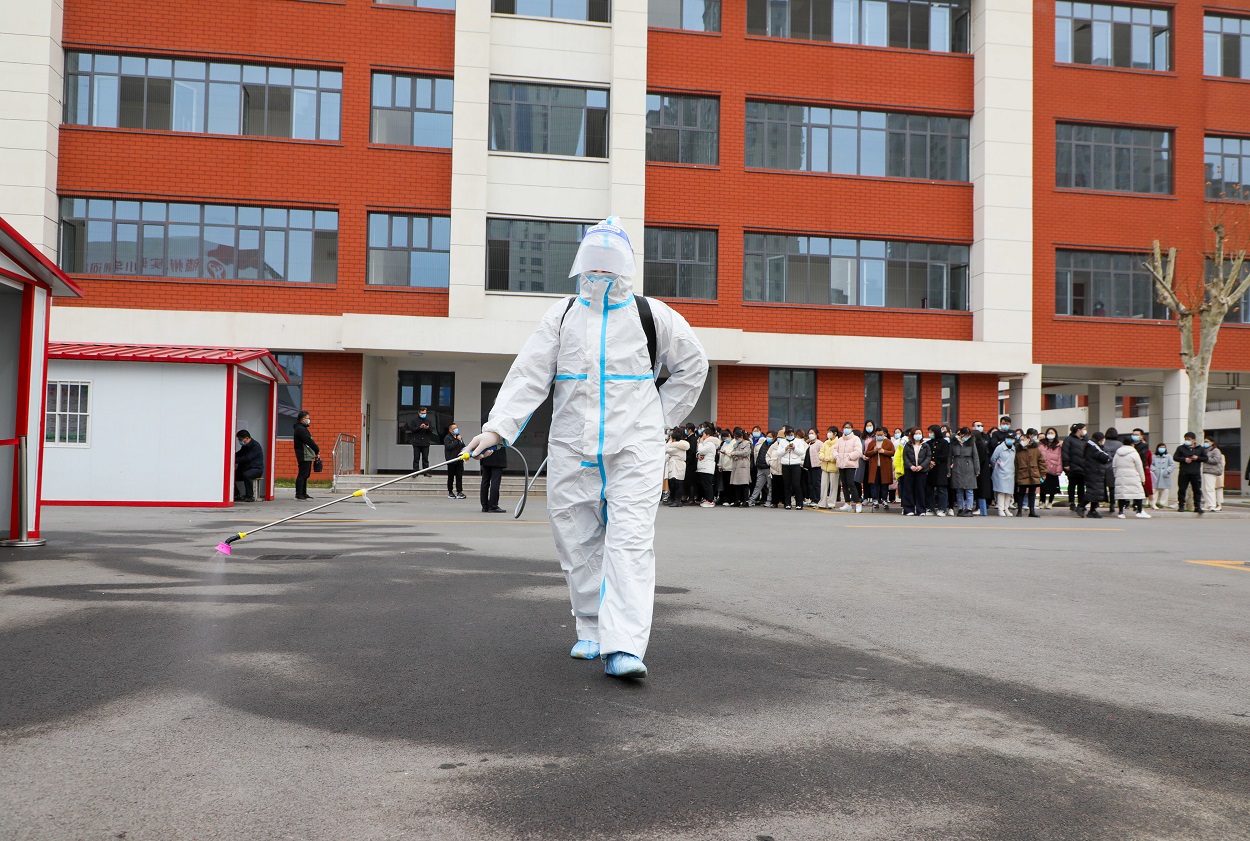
[826,432,834,440]
[843,428,853,435]
[1046,433,1055,440]
[808,433,816,440]
[913,434,923,441]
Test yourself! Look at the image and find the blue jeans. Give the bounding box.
[954,488,975,510]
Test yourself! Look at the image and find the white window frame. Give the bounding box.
[46,380,92,447]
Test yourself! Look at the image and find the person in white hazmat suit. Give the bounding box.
[467,219,708,679]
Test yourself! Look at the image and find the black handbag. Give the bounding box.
[313,457,324,473]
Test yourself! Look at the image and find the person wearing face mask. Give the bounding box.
[971,423,993,516]
[1172,432,1207,514]
[748,430,775,506]
[1078,431,1113,518]
[405,406,440,473]
[948,427,981,517]
[1013,429,1043,518]
[834,422,865,512]
[1200,435,1225,512]
[989,431,1017,517]
[891,429,905,505]
[696,426,719,508]
[1061,423,1089,513]
[1111,434,1149,519]
[864,428,895,511]
[729,427,753,507]
[663,428,689,507]
[716,429,735,505]
[1130,428,1153,504]
[988,416,1013,452]
[1101,428,1125,514]
[925,424,951,516]
[817,427,840,509]
[901,428,932,516]
[468,218,708,679]
[771,425,808,510]
[1038,427,1063,509]
[749,426,763,494]
[804,429,823,504]
[443,421,467,499]
[855,421,876,503]
[1150,442,1175,509]
[292,411,318,501]
[684,424,700,503]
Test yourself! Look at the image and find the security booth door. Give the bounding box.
[0,285,21,537]
[235,371,273,499]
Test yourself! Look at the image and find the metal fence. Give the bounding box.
[331,434,357,491]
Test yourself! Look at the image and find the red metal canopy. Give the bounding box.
[0,216,82,297]
[48,343,288,381]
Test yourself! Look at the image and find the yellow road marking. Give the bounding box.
[228,518,548,525]
[1185,559,1250,573]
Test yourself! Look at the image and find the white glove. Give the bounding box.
[467,431,502,459]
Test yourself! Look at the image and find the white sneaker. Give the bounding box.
[839,503,851,511]
[855,503,862,513]
[1117,513,1126,519]
[936,511,946,517]
[1136,512,1151,518]
[1214,506,1223,512]
[905,511,916,516]
[700,501,714,508]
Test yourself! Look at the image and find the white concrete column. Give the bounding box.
[1008,364,1043,432]
[1161,369,1190,450]
[448,2,491,320]
[969,0,1033,378]
[0,0,63,258]
[1087,384,1117,434]
[1147,387,1163,442]
[1240,399,1250,496]
[609,0,648,291]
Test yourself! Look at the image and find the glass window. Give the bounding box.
[1056,2,1169,69]
[744,233,969,309]
[769,369,816,432]
[1203,14,1250,78]
[643,227,717,299]
[492,0,610,22]
[903,373,921,431]
[941,373,958,428]
[490,82,609,157]
[367,213,452,288]
[274,353,303,435]
[1055,122,1171,194]
[649,0,721,30]
[645,94,718,165]
[371,73,454,147]
[864,371,882,426]
[745,102,968,180]
[486,218,593,294]
[1204,135,1250,201]
[1055,250,1168,319]
[59,197,337,283]
[374,0,457,8]
[746,0,969,52]
[45,381,91,446]
[65,52,342,140]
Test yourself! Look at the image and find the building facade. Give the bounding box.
[2,0,1246,483]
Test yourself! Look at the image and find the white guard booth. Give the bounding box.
[42,344,285,507]
[0,218,83,541]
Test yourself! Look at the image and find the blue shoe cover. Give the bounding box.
[604,652,647,678]
[569,640,600,660]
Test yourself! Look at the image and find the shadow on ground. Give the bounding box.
[2,526,1248,840]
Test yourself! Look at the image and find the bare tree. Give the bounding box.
[1144,218,1250,437]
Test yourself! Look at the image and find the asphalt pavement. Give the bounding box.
[2,493,1248,841]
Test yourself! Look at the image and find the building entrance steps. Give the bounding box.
[333,473,546,497]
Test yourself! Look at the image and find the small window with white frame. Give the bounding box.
[46,381,91,446]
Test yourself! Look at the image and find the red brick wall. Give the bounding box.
[276,351,362,479]
[648,4,976,341]
[1033,0,1250,373]
[715,366,999,433]
[55,0,453,319]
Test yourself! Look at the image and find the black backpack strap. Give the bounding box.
[635,295,658,375]
[559,295,577,326]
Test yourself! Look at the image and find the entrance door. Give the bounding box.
[481,382,552,474]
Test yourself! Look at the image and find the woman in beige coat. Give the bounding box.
[663,430,689,508]
[1111,442,1149,519]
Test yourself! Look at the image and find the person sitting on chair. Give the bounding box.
[234,430,264,502]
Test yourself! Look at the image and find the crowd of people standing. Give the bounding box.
[661,416,1237,519]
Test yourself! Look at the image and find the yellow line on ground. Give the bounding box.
[228,518,548,525]
[1184,559,1250,572]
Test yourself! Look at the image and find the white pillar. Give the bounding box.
[1161,369,1190,450]
[609,0,648,292]
[0,0,63,257]
[969,0,1033,384]
[1147,386,1163,442]
[1088,384,1117,433]
[1240,399,1250,496]
[447,1,491,321]
[1009,364,1043,432]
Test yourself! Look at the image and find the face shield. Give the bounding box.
[568,217,637,279]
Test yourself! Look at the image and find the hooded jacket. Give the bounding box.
[818,438,839,473]
[949,437,981,490]
[926,433,951,487]
[1150,452,1176,489]
[664,439,689,481]
[1112,445,1146,500]
[1083,441,1112,502]
[774,436,808,467]
[990,441,1016,494]
[1061,431,1087,475]
[731,438,753,484]
[1039,439,1063,475]
[833,432,863,470]
[1201,445,1226,477]
[1014,441,1044,486]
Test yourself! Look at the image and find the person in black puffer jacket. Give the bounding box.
[1061,422,1088,512]
[292,411,319,500]
[1078,430,1112,518]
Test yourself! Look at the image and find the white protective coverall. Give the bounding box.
[481,220,708,659]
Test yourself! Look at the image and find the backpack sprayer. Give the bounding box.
[213,445,541,558]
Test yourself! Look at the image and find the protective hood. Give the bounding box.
[568,217,637,279]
